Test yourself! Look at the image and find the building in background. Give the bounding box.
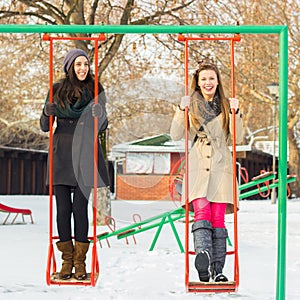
[110,134,277,201]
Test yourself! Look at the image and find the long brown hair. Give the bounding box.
[55,61,95,109]
[190,62,230,139]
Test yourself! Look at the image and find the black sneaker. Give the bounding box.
[195,250,210,282]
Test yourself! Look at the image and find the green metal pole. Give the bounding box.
[149,215,167,251]
[0,24,284,34]
[166,214,185,253]
[276,26,289,300]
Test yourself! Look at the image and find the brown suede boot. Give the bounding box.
[74,241,90,280]
[56,240,74,280]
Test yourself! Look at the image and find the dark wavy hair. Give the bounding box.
[190,62,230,139]
[55,60,95,109]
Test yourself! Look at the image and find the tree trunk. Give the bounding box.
[91,186,111,225]
[91,131,111,225]
[288,128,300,198]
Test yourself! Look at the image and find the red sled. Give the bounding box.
[0,202,34,225]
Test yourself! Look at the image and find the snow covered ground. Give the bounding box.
[0,195,299,300]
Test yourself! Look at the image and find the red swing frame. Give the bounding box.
[178,34,241,293]
[43,33,105,286]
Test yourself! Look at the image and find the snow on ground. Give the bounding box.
[0,195,299,300]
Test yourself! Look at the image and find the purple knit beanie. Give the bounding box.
[63,49,89,74]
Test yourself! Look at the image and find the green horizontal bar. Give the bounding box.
[239,176,296,199]
[239,174,276,191]
[0,24,286,34]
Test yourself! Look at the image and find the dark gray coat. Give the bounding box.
[40,98,110,189]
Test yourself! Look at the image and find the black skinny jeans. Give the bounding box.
[54,184,91,243]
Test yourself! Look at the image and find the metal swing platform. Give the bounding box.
[43,33,105,287]
[180,34,240,294]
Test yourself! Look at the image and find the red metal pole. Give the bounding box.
[44,36,102,41]
[46,36,55,285]
[230,39,239,289]
[49,37,54,248]
[183,38,190,291]
[184,36,238,42]
[91,38,99,286]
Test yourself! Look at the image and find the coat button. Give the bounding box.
[69,120,73,124]
[206,168,209,171]
[206,155,210,158]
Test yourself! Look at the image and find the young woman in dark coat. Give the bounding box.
[40,49,110,280]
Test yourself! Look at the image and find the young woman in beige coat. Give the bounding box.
[170,62,243,282]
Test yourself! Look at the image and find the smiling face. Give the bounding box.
[198,69,218,101]
[74,56,89,81]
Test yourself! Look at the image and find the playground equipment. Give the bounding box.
[0,24,289,300]
[42,33,106,286]
[178,33,241,293]
[97,207,187,252]
[99,214,139,247]
[239,171,296,199]
[0,202,33,225]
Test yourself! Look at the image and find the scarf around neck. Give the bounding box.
[45,87,92,119]
[191,91,221,125]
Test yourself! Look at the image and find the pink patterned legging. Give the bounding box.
[192,197,227,228]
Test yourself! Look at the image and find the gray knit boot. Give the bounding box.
[211,228,228,282]
[191,220,212,282]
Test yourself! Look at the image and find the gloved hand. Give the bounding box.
[44,103,57,116]
[179,96,191,110]
[91,103,102,117]
[229,98,239,111]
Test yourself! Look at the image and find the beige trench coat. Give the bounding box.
[170,106,243,214]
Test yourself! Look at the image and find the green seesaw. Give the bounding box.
[239,172,296,199]
[96,207,188,253]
